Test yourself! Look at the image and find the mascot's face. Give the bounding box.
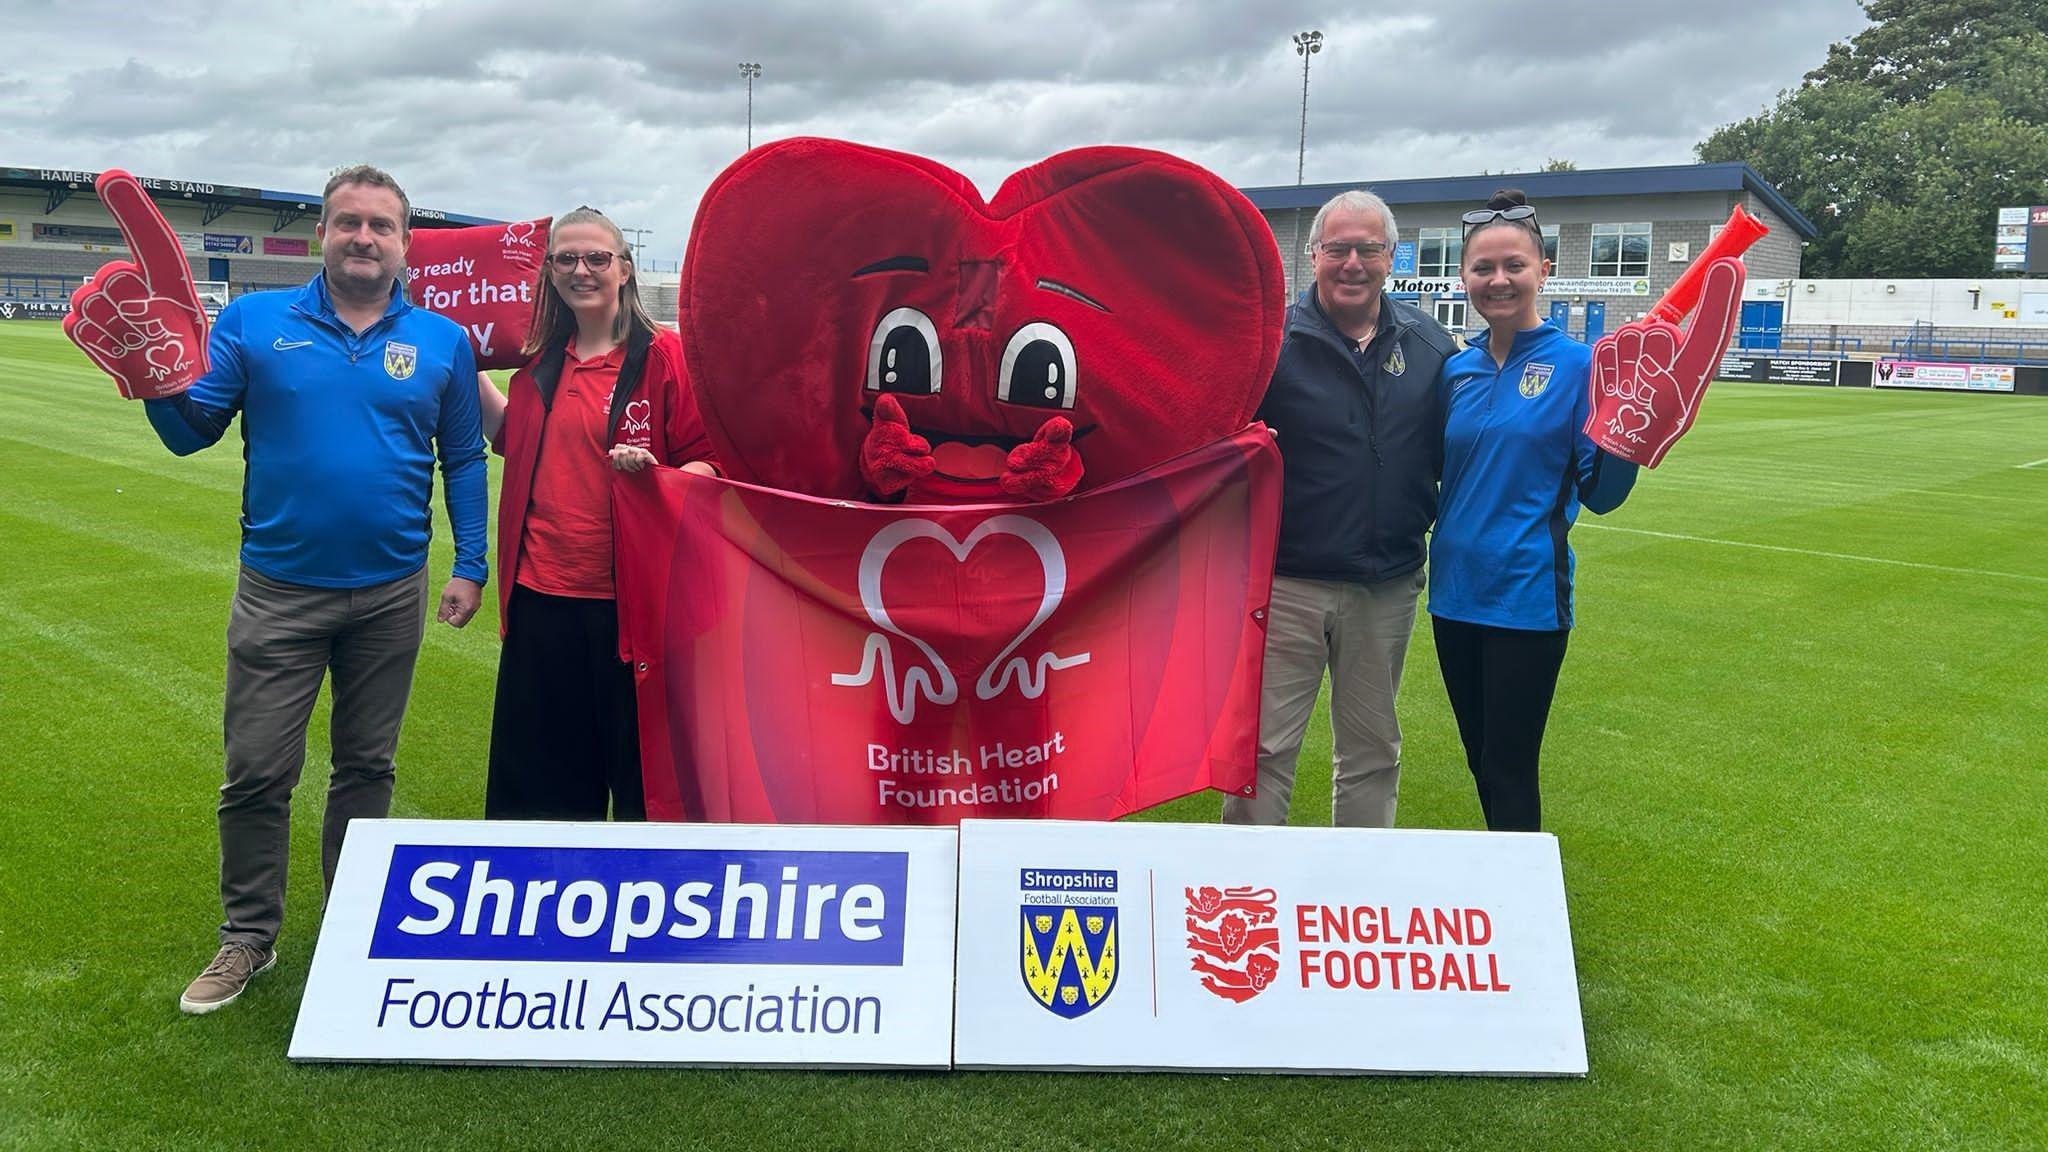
[683,139,1285,500]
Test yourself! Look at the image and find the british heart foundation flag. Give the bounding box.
[612,427,1281,824]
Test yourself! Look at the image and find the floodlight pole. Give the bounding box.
[1291,30,1323,292]
[620,227,653,266]
[739,62,763,151]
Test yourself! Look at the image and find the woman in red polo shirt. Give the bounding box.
[477,207,717,820]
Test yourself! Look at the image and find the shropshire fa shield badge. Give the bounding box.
[384,341,418,381]
[1518,361,1554,398]
[1018,867,1119,1018]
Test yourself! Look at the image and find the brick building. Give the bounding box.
[1240,162,1815,340]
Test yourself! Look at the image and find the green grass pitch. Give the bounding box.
[2,317,2043,1150]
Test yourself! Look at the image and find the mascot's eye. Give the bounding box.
[866,307,942,396]
[996,322,1077,410]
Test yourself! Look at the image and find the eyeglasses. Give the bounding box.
[1310,240,1391,262]
[550,250,617,272]
[1461,205,1539,234]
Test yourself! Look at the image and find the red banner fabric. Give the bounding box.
[613,427,1282,825]
[404,218,549,369]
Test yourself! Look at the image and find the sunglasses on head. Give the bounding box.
[550,250,617,272]
[1462,205,1538,234]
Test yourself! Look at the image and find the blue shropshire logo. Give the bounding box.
[1018,867,1118,1018]
[384,341,418,381]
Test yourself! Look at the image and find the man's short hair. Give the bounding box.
[1309,190,1398,250]
[321,165,412,230]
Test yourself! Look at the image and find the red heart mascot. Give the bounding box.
[681,138,1286,502]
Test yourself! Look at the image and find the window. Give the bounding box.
[1433,298,1468,331]
[1590,222,1651,277]
[1417,227,1462,277]
[1541,225,1559,266]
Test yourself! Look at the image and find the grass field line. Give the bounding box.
[2018,458,2048,469]
[0,427,249,497]
[1886,484,2048,504]
[0,593,224,724]
[1648,474,2048,508]
[1577,521,2048,584]
[4,500,240,580]
[0,592,436,822]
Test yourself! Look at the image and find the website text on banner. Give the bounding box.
[290,820,958,1067]
[611,428,1282,825]
[951,820,1586,1076]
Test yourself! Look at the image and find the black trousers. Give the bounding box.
[486,586,645,821]
[1431,616,1570,833]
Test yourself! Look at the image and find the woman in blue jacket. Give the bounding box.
[1430,190,1639,832]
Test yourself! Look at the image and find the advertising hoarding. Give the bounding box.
[1873,360,2016,392]
[952,820,1587,1076]
[291,820,959,1068]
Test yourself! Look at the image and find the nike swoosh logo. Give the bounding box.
[273,338,313,351]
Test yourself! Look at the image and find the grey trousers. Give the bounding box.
[217,565,428,947]
[1223,571,1424,828]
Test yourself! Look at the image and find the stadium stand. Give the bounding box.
[0,166,501,309]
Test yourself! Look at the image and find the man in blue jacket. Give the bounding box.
[145,166,488,1013]
[1223,190,1455,828]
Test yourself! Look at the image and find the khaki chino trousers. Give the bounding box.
[1223,571,1424,828]
[217,565,428,948]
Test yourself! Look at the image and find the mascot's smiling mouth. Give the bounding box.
[859,404,1096,482]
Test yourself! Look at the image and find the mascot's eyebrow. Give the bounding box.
[852,256,929,277]
[1036,278,1110,313]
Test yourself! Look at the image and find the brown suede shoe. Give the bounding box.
[179,942,276,1014]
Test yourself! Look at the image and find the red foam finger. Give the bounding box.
[1639,325,1680,371]
[1614,325,1646,392]
[64,312,123,365]
[74,261,137,303]
[74,288,140,347]
[1673,258,1746,384]
[1593,334,1622,398]
[101,267,156,309]
[63,313,141,395]
[95,169,205,319]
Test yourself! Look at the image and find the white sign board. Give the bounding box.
[1543,276,1652,297]
[952,820,1587,1076]
[290,819,958,1068]
[1386,276,1649,299]
[1874,360,2017,392]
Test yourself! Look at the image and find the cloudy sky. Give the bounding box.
[6,0,1868,269]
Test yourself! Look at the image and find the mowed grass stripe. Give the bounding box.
[2,320,2043,1150]
[1578,521,2048,584]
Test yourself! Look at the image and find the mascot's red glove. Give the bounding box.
[1585,256,1745,468]
[1000,416,1081,500]
[63,170,209,399]
[860,393,937,496]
